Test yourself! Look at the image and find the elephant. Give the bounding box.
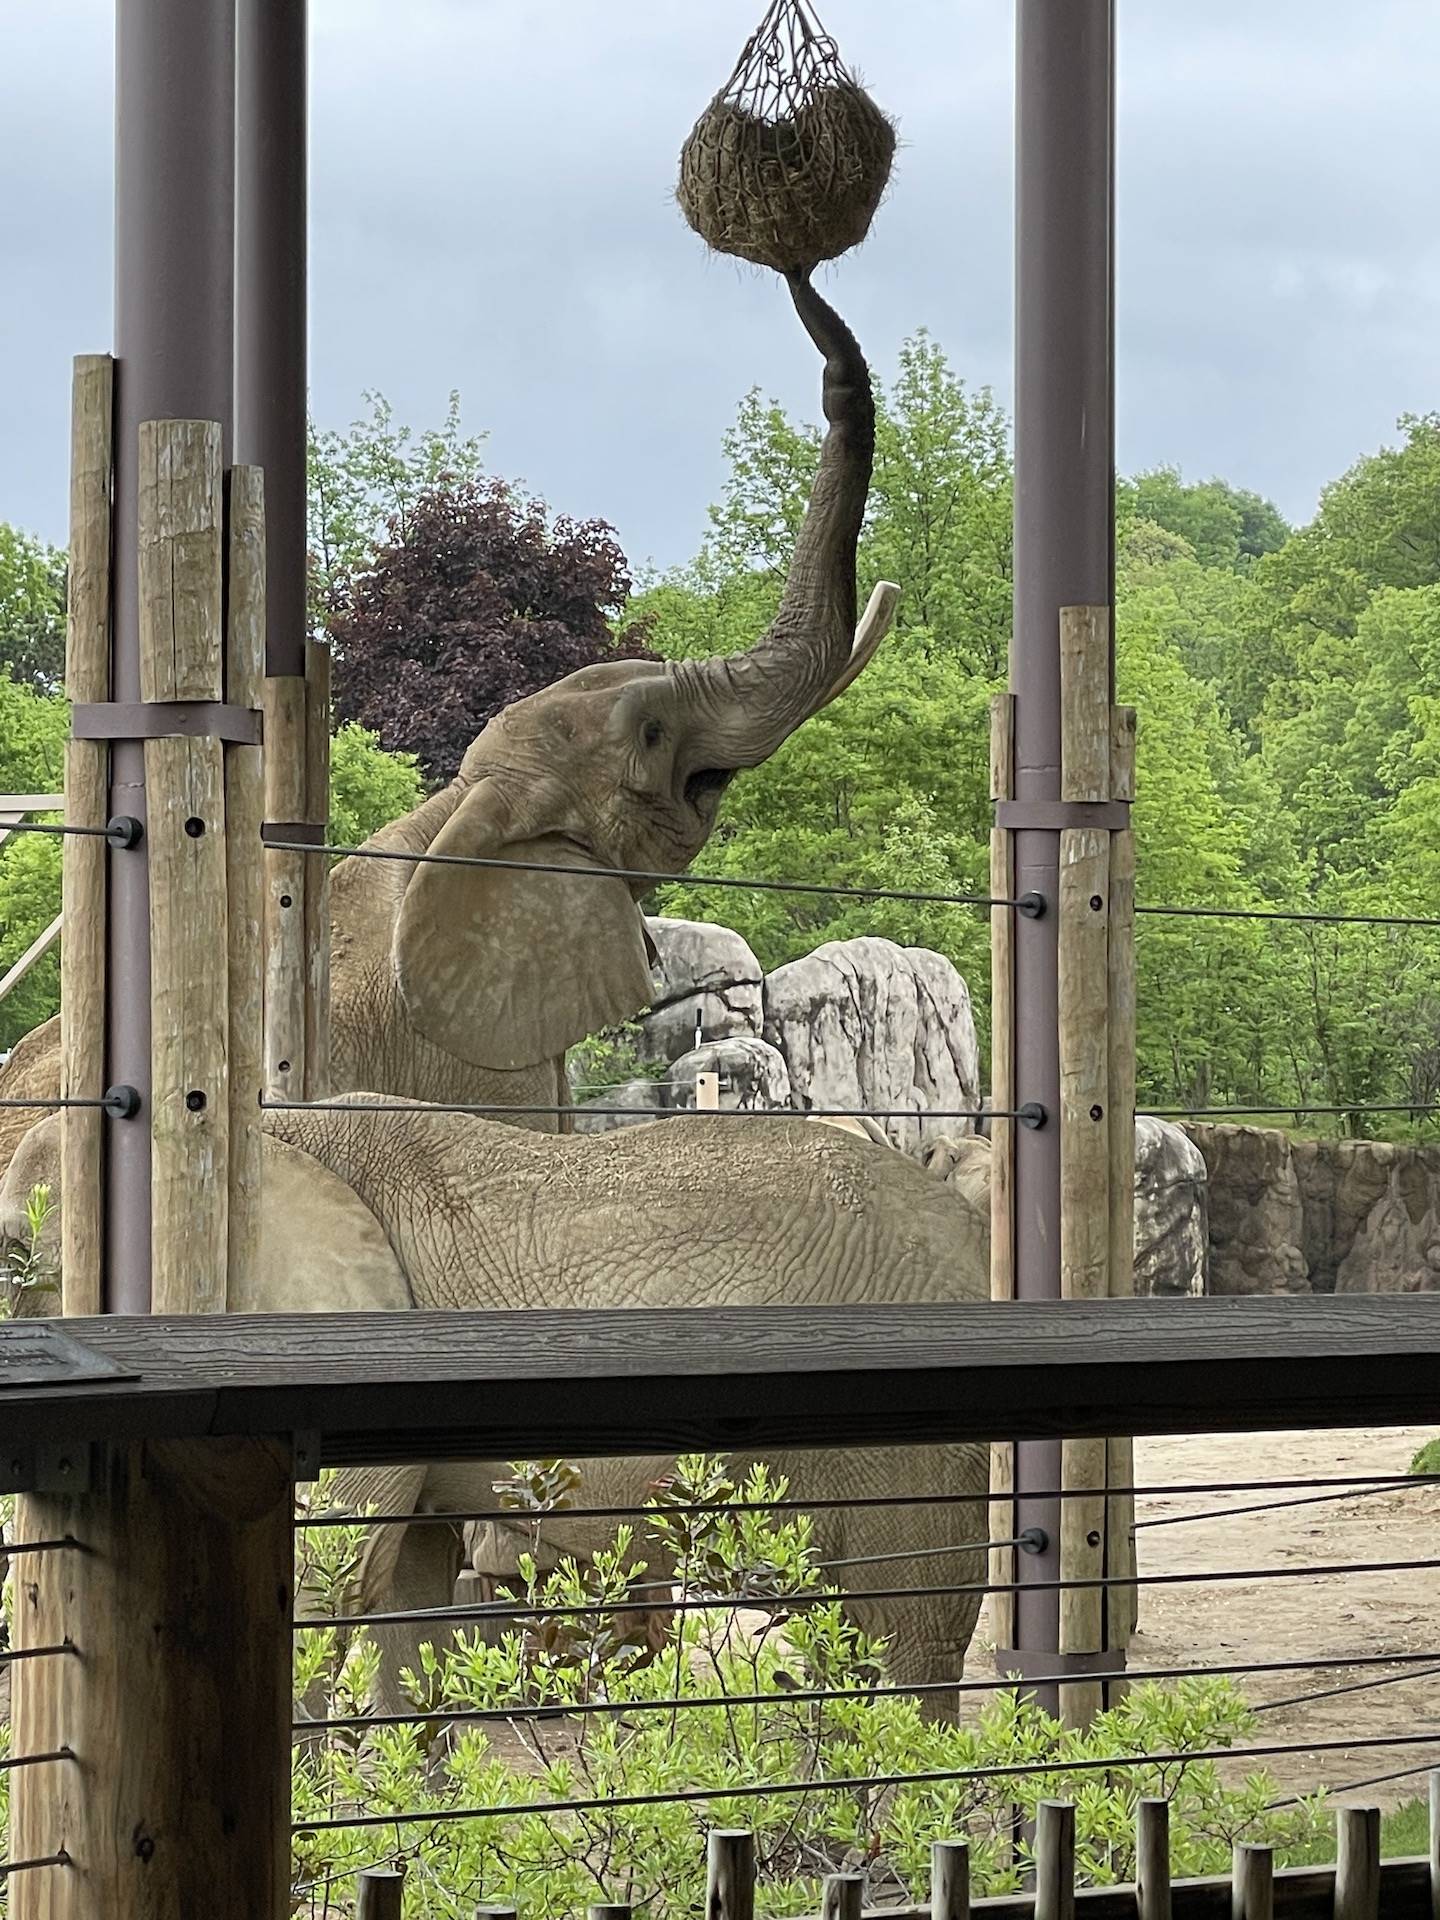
[0,272,992,1706]
[0,269,898,1155]
[2,1089,991,1712]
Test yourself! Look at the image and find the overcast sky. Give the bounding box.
[3,2,1438,573]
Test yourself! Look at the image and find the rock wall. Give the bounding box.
[1183,1124,1440,1295]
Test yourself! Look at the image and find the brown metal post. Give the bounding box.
[110,0,236,1311]
[236,0,308,679]
[1009,0,1115,1713]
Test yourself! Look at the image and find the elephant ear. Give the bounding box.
[393,779,654,1071]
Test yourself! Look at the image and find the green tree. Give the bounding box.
[307,390,488,627]
[327,722,425,846]
[0,680,68,1051]
[0,524,67,694]
[1117,468,1288,573]
[865,332,1012,675]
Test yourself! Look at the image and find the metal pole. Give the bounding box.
[111,0,236,1311]
[1010,0,1115,1714]
[235,0,308,678]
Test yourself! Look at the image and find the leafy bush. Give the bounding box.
[289,1458,1323,1918]
[1410,1437,1440,1476]
[567,1022,668,1100]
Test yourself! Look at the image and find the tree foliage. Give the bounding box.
[327,477,655,784]
[637,339,1436,1137]
[0,524,67,694]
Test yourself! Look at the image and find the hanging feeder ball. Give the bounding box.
[677,0,896,275]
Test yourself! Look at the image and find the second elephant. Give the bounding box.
[4,1101,992,1710]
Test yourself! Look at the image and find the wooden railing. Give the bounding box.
[6,1293,1440,1917]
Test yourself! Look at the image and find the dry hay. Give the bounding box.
[677,0,895,274]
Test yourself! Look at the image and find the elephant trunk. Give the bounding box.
[679,272,876,767]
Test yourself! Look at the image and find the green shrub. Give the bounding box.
[288,1458,1325,1917]
[1409,1437,1440,1476]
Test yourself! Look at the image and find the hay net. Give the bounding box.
[720,0,856,124]
[677,0,895,273]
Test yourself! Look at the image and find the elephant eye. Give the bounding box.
[641,719,664,749]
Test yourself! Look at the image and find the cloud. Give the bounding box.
[1,1,1437,567]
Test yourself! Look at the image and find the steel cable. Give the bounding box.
[0,1854,70,1880]
[294,1646,1440,1738]
[296,1552,1440,1633]
[263,835,1014,912]
[1254,1660,1440,1716]
[296,1472,1436,1529]
[0,1748,72,1772]
[291,1728,1440,1832]
[262,1098,1015,1122]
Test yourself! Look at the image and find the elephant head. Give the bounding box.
[382,271,896,1077]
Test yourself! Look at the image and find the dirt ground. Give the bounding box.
[980,1424,1440,1809]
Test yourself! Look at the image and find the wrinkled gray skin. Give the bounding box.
[4,1103,991,1711]
[0,275,991,1705]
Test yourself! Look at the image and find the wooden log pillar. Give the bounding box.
[991,610,1137,1729]
[988,691,1017,1655]
[10,1436,293,1920]
[707,1829,755,1920]
[262,672,307,1101]
[262,643,329,1102]
[226,468,267,1303]
[138,421,230,1313]
[303,637,332,1098]
[60,356,115,1315]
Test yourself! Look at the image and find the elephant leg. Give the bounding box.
[762,1443,987,1721]
[352,1467,466,1718]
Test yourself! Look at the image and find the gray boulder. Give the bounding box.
[668,1037,793,1111]
[635,918,764,1066]
[1134,1117,1208,1297]
[762,938,982,1152]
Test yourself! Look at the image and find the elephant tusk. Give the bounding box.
[813,581,901,713]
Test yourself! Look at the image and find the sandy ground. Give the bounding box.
[978,1424,1440,1809]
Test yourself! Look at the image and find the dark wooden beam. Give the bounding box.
[2,1296,1438,1463]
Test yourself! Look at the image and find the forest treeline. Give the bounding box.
[2,346,1438,1133]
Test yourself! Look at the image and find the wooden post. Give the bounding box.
[1135,1799,1171,1920]
[138,419,230,1315]
[226,467,267,1307]
[707,1830,755,1920]
[356,1870,405,1920]
[10,1437,293,1920]
[588,1907,633,1920]
[1106,707,1139,1646]
[1057,607,1110,1728]
[262,672,307,1100]
[1034,1801,1075,1920]
[1232,1845,1273,1920]
[931,1840,970,1920]
[303,635,331,1097]
[60,355,114,1315]
[821,1877,863,1920]
[1335,1807,1381,1920]
[988,690,1017,1655]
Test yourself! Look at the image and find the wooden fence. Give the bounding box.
[6,1294,1440,1917]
